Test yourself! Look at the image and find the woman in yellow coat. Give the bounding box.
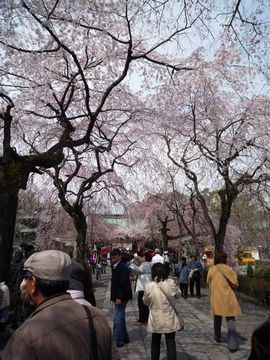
[207,252,241,353]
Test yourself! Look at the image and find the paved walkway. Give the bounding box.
[1,270,269,359]
[94,270,270,360]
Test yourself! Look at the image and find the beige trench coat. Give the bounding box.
[143,278,181,333]
[207,264,241,317]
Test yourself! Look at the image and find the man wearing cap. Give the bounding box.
[3,250,115,360]
[110,248,132,347]
[67,260,119,359]
[67,259,96,306]
[68,259,93,306]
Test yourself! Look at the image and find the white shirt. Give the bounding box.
[151,254,165,266]
[129,262,152,292]
[67,289,92,307]
[113,260,120,269]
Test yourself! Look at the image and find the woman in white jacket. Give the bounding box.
[143,263,181,360]
[129,251,152,325]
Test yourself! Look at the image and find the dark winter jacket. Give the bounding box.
[111,261,132,302]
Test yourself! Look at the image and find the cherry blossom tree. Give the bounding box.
[127,193,181,251]
[43,103,139,259]
[0,0,269,280]
[158,73,270,257]
[1,0,209,280]
[168,175,211,254]
[17,186,122,254]
[35,200,76,253]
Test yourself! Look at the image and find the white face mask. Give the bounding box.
[20,279,30,302]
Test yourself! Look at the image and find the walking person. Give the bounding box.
[12,244,36,329]
[129,251,152,325]
[67,260,120,359]
[188,255,203,298]
[143,263,182,360]
[96,262,102,280]
[110,248,133,348]
[3,250,115,360]
[79,260,96,306]
[207,252,241,353]
[176,256,189,299]
[67,260,97,307]
[101,257,108,274]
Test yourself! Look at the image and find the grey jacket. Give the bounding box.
[3,293,116,360]
[177,263,189,284]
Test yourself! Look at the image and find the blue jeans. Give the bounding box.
[113,301,129,345]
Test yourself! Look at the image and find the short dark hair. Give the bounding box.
[35,277,69,297]
[151,263,168,282]
[181,256,186,262]
[110,248,121,257]
[214,252,227,265]
[248,319,270,360]
[144,251,152,262]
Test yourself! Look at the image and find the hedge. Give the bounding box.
[202,263,270,304]
[238,275,270,303]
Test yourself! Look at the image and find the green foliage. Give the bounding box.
[246,263,254,277]
[202,264,270,303]
[238,275,270,301]
[254,260,270,279]
[202,261,270,304]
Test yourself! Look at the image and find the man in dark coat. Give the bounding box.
[189,255,203,299]
[110,248,132,347]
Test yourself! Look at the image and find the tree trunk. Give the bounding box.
[0,186,18,282]
[214,233,224,258]
[72,209,87,261]
[160,220,170,251]
[0,158,29,281]
[214,187,236,258]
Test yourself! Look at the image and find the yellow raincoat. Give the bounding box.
[207,264,241,317]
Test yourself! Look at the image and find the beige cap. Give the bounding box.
[24,250,71,281]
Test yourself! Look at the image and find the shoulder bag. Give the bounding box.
[156,283,184,331]
[83,305,100,360]
[216,265,238,290]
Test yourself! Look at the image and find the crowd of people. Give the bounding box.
[0,245,269,359]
